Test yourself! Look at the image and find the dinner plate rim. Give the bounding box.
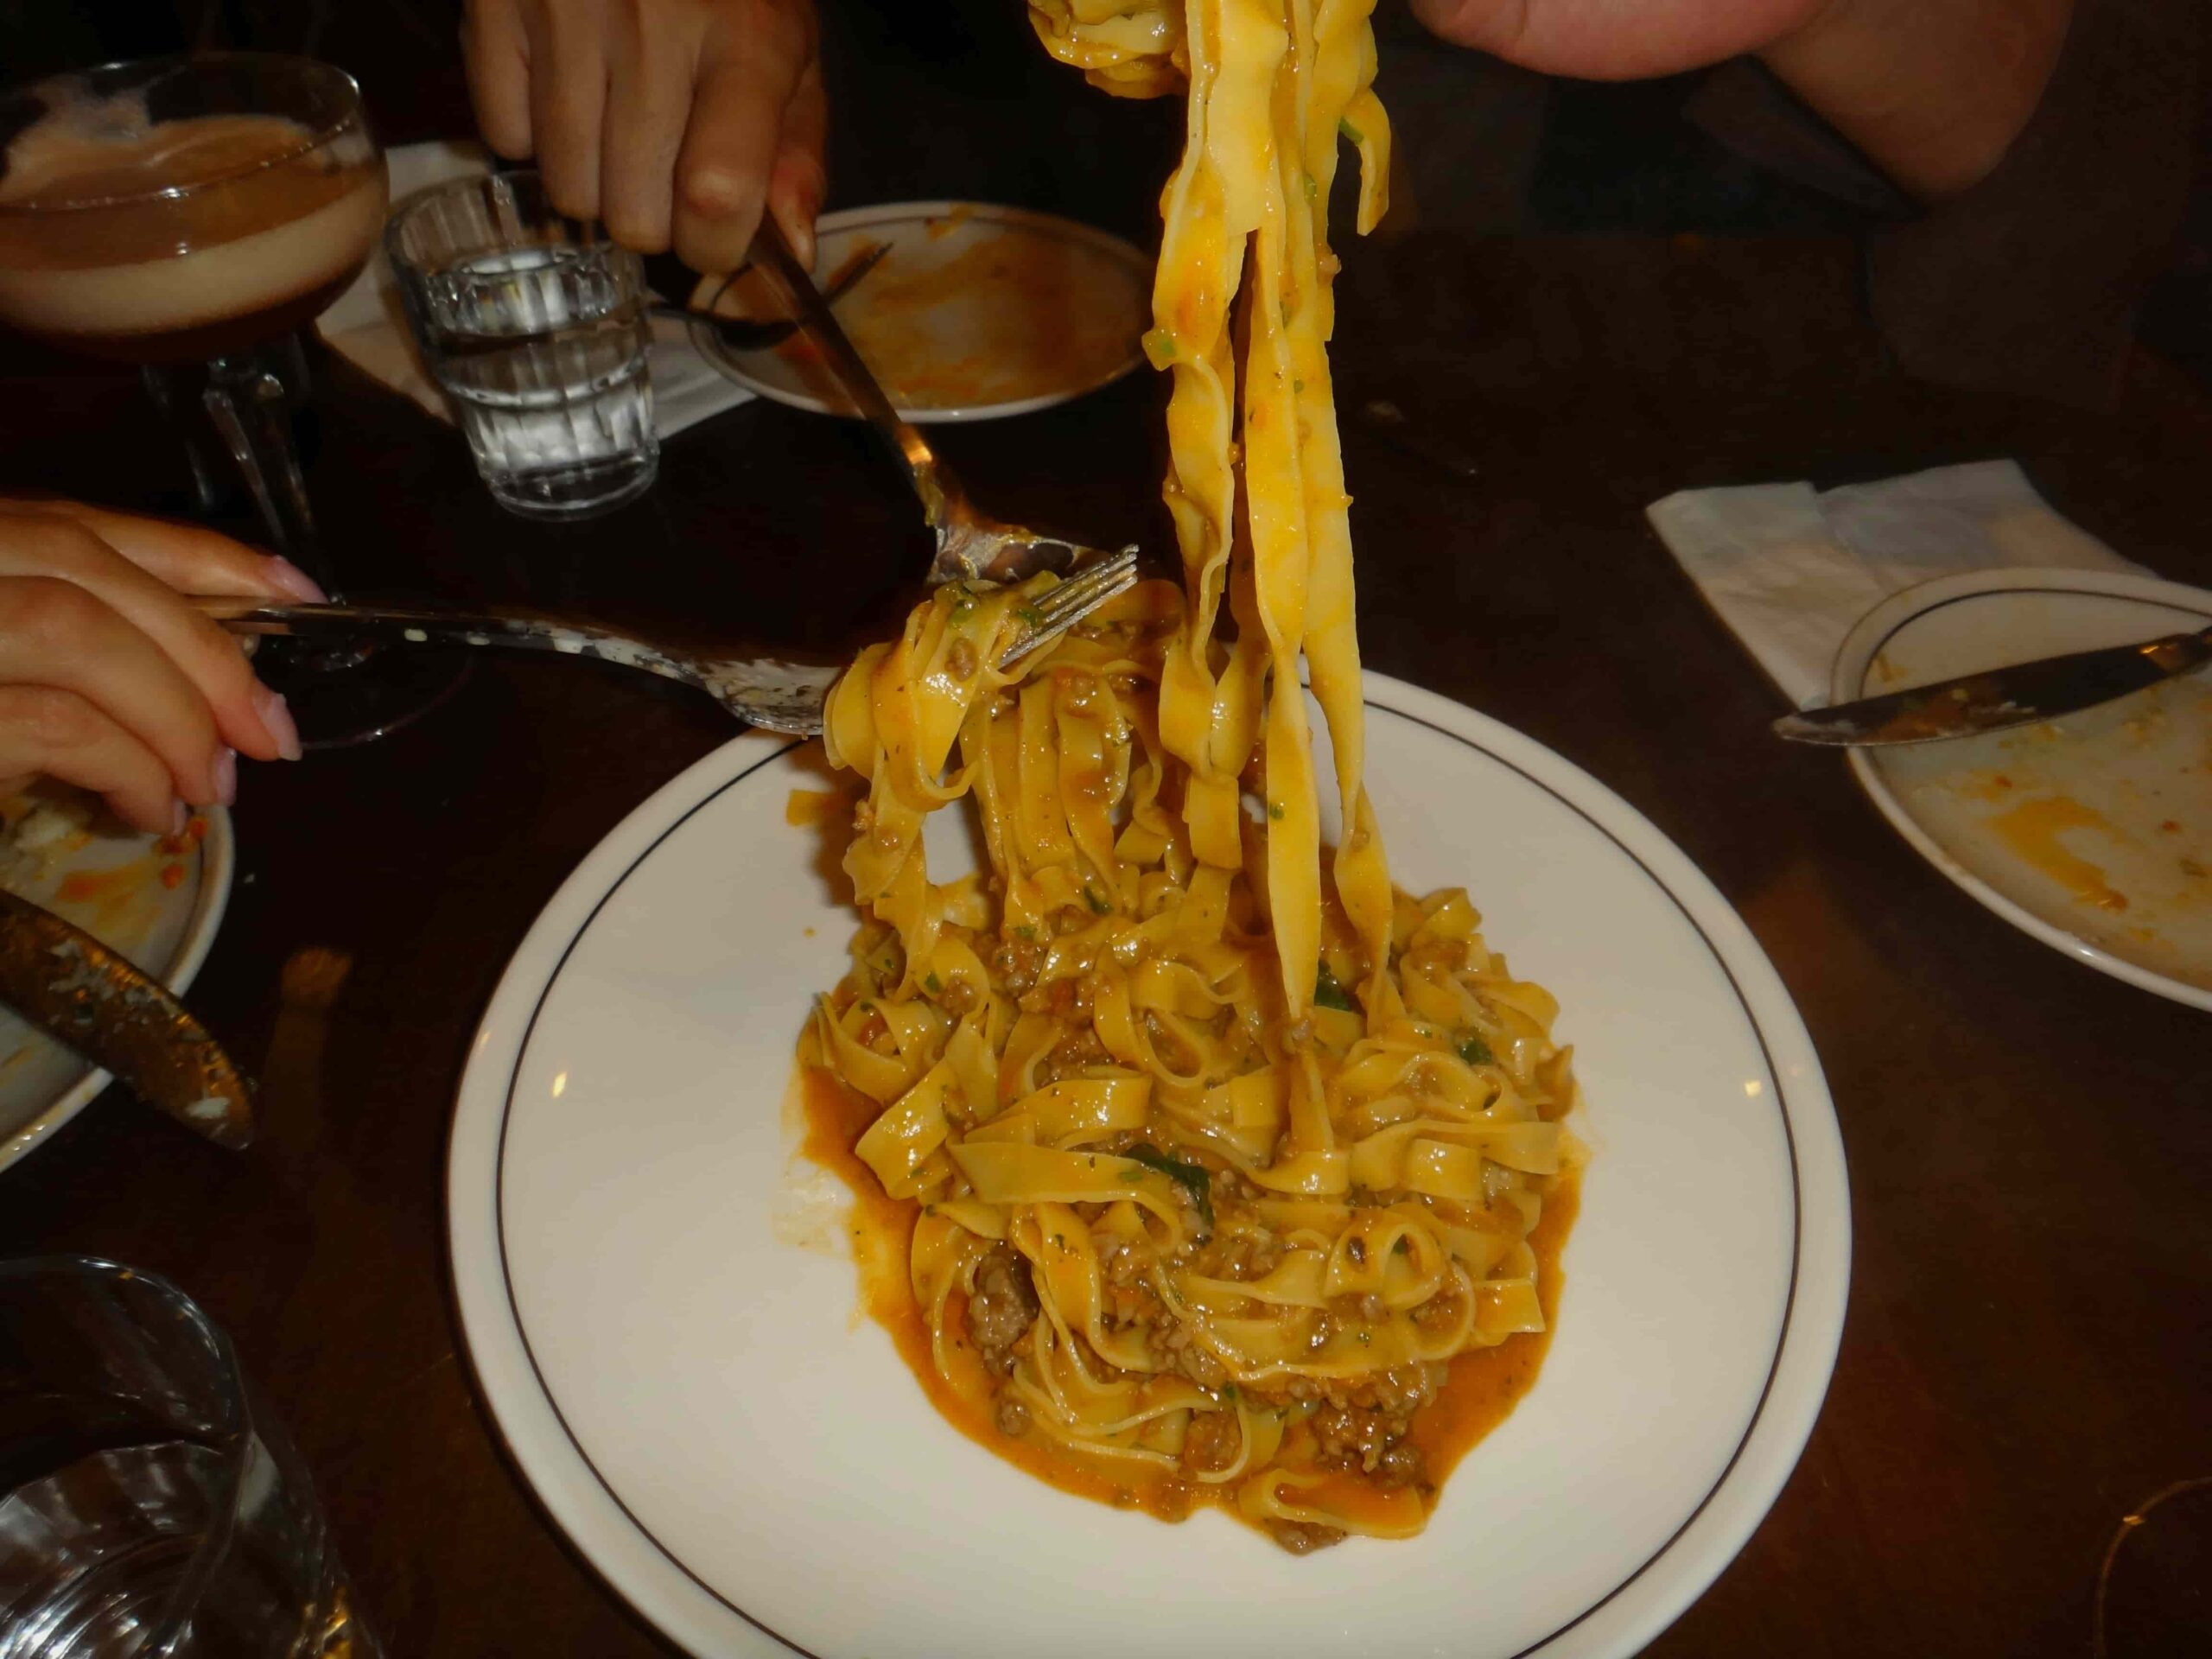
[1833,565,2212,1012]
[0,804,235,1172]
[685,199,1151,424]
[447,673,1850,1659]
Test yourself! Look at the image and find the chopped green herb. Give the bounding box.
[1393,1235,1411,1255]
[1456,1033,1496,1066]
[923,972,943,995]
[1141,327,1179,369]
[1357,1330,1371,1344]
[1313,964,1357,1013]
[1014,925,1036,941]
[1293,378,1305,393]
[1084,887,1111,915]
[1268,802,1286,822]
[1122,1142,1214,1226]
[1302,173,1318,201]
[1014,604,1044,627]
[1339,116,1364,144]
[1121,1167,1146,1184]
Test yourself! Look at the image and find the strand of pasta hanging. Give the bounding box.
[794,0,1584,1552]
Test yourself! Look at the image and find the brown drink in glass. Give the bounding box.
[0,56,458,745]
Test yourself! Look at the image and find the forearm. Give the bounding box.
[1760,0,2074,199]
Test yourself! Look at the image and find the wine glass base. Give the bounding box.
[254,639,472,750]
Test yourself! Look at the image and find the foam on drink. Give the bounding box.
[0,86,386,360]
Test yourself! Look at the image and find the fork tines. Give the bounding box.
[996,548,1141,670]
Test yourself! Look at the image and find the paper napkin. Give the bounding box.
[1646,460,2151,708]
[318,140,753,438]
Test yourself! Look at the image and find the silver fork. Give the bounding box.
[748,218,1116,586]
[192,550,1137,737]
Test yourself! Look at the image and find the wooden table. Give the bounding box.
[5,40,2212,1659]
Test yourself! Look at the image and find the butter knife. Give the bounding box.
[1774,626,2212,747]
[0,889,253,1147]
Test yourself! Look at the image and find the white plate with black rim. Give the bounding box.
[685,201,1151,424]
[448,672,1849,1659]
[1834,567,2212,1009]
[0,800,233,1172]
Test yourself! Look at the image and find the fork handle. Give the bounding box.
[748,216,962,534]
[189,596,708,696]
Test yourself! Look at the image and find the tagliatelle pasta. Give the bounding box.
[792,0,1583,1551]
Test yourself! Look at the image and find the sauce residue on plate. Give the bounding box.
[792,1062,1575,1532]
[1986,796,2130,912]
[1877,672,2212,989]
[773,226,1145,410]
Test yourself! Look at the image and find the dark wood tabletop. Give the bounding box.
[5,13,2212,1659]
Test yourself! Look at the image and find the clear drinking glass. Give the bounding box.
[0,1256,376,1659]
[385,172,658,520]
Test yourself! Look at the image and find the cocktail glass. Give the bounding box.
[0,54,459,746]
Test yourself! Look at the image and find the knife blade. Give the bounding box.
[0,888,252,1147]
[1774,625,2212,747]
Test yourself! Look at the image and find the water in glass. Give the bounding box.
[415,244,656,519]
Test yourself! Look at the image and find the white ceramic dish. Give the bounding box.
[687,201,1150,423]
[1833,568,2212,1009]
[0,803,234,1170]
[449,673,1847,1659]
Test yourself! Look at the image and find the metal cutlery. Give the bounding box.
[0,889,252,1147]
[193,550,1139,737]
[1774,625,2212,747]
[747,216,1123,587]
[650,238,891,351]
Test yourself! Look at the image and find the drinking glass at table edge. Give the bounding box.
[0,0,2184,835]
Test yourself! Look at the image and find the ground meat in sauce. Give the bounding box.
[1180,1408,1241,1473]
[1033,1027,1109,1084]
[1267,1520,1347,1554]
[967,1246,1039,1376]
[990,938,1044,995]
[1311,1402,1427,1485]
[992,1390,1031,1437]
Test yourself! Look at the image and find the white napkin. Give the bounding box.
[1646,460,2152,708]
[318,140,753,437]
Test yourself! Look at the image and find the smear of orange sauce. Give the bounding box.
[926,204,977,241]
[796,1064,1576,1535]
[1988,796,2130,912]
[785,788,845,827]
[57,866,137,904]
[775,231,1141,409]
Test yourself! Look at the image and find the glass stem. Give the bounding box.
[202,342,336,594]
[141,364,225,515]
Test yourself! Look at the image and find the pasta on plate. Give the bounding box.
[794,0,1582,1552]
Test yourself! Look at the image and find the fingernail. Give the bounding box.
[169,798,188,837]
[265,556,327,603]
[252,683,303,761]
[213,747,237,807]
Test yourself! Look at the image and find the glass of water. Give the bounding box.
[0,1256,375,1658]
[385,171,657,519]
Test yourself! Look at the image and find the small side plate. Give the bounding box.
[0,800,235,1170]
[687,201,1151,424]
[1834,568,2212,1007]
